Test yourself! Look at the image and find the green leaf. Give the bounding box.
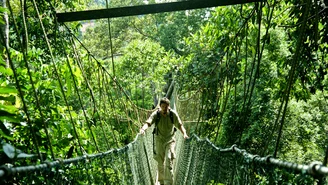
[0,57,5,66]
[0,116,21,123]
[0,8,6,25]
[0,86,18,94]
[0,95,15,103]
[0,66,13,76]
[17,153,36,159]
[65,70,72,96]
[0,120,11,137]
[3,142,16,159]
[0,7,7,13]
[0,104,18,114]
[0,129,13,141]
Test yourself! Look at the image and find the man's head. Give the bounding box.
[159,97,170,115]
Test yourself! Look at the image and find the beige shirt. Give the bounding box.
[146,108,183,139]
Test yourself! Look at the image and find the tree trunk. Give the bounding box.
[0,0,9,68]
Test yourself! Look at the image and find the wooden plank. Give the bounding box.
[56,0,264,22]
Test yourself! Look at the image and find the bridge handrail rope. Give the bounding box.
[0,130,141,178]
[182,135,328,177]
[1,133,327,178]
[3,1,326,184]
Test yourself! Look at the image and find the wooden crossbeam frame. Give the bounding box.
[56,0,264,22]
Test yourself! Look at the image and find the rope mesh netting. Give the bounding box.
[2,129,328,184]
[174,134,322,185]
[1,128,155,184]
[2,1,328,184]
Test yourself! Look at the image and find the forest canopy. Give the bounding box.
[0,0,327,181]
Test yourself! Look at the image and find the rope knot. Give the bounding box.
[44,161,53,168]
[56,158,64,166]
[265,155,273,164]
[83,155,89,163]
[307,161,322,176]
[252,155,260,163]
[0,165,12,177]
[231,144,238,152]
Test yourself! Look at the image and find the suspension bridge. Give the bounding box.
[1,0,328,184]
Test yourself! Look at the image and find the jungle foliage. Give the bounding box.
[0,0,328,183]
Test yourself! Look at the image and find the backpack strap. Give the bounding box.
[169,110,177,132]
[153,110,161,135]
[169,110,174,124]
[155,110,161,126]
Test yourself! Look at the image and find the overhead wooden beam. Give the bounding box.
[56,0,264,22]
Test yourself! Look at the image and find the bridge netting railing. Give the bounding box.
[174,133,328,185]
[2,1,328,184]
[2,129,328,184]
[0,128,156,185]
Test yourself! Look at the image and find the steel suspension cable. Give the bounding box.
[243,21,248,125]
[103,75,123,145]
[242,2,263,118]
[212,43,233,142]
[239,2,265,143]
[96,63,116,149]
[0,0,43,161]
[0,26,42,161]
[99,67,119,148]
[69,38,110,183]
[68,38,101,152]
[256,0,280,156]
[57,35,90,156]
[1,133,328,180]
[214,79,233,143]
[244,1,275,116]
[273,0,311,158]
[62,23,155,113]
[218,37,242,143]
[239,5,259,119]
[177,5,256,109]
[105,0,116,76]
[84,53,111,150]
[8,0,55,160]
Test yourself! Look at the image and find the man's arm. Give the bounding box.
[179,125,189,139]
[140,110,157,135]
[140,123,150,135]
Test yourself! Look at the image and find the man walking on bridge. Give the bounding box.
[140,97,189,185]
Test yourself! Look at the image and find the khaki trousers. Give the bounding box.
[154,137,176,185]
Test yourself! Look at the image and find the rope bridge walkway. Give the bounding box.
[1,0,328,184]
[1,130,328,184]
